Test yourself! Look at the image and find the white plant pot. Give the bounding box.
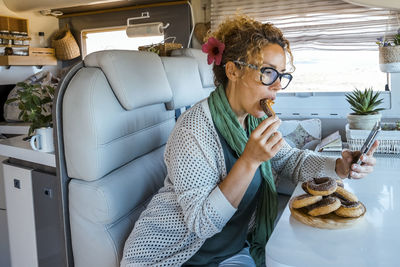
[347,113,382,130]
[379,46,400,73]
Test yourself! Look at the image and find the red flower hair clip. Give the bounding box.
[202,37,225,66]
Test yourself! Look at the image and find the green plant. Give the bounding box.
[376,28,400,46]
[345,87,384,115]
[5,82,55,136]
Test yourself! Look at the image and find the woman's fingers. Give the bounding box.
[359,154,376,166]
[266,130,283,147]
[343,141,378,179]
[251,116,280,138]
[270,136,285,153]
[352,163,374,174]
[349,171,366,179]
[260,119,281,143]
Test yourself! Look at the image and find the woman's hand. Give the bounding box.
[335,140,379,179]
[241,116,285,169]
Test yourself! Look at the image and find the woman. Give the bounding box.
[121,15,378,267]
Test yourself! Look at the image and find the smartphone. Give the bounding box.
[353,121,381,165]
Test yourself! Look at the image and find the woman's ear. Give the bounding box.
[225,61,240,82]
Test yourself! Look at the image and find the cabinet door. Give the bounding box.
[0,209,11,267]
[0,156,7,209]
[3,163,38,267]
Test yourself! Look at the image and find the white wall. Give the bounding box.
[0,0,59,85]
[190,0,211,49]
[0,0,58,47]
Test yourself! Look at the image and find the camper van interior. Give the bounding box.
[0,0,399,266]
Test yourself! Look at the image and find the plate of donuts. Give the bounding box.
[289,177,366,229]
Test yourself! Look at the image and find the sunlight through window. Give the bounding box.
[285,50,388,92]
[83,28,164,57]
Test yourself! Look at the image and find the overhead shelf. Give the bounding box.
[0,48,57,68]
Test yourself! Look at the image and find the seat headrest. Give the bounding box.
[161,57,205,110]
[171,48,214,88]
[84,50,172,110]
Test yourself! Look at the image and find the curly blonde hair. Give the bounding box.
[208,14,294,87]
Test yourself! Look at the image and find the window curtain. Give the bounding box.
[210,0,400,50]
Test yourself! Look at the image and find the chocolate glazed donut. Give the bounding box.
[334,201,364,218]
[260,99,275,117]
[307,196,341,216]
[306,177,337,196]
[335,179,344,188]
[334,186,358,202]
[301,182,310,194]
[292,194,323,209]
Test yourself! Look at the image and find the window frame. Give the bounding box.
[81,26,128,58]
[210,0,398,118]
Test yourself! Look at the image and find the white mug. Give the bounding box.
[30,127,54,153]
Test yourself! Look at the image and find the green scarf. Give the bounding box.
[208,85,278,267]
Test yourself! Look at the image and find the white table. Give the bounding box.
[266,155,400,267]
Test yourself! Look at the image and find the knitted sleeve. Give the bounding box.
[164,104,236,239]
[271,140,341,184]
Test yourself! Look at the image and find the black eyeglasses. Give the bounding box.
[233,60,293,89]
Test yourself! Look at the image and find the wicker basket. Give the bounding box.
[379,46,400,73]
[346,124,400,154]
[52,27,80,60]
[138,42,182,56]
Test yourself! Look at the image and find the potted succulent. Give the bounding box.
[346,87,384,130]
[5,82,55,137]
[376,28,400,72]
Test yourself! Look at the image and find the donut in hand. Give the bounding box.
[260,99,275,117]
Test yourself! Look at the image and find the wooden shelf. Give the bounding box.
[0,16,28,33]
[0,48,57,68]
[0,44,29,48]
[0,55,57,66]
[0,35,31,40]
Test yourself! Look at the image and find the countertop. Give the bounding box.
[0,135,55,167]
[266,155,400,267]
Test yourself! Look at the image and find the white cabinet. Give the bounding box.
[0,155,7,209]
[3,164,38,267]
[0,209,11,267]
[0,135,65,267]
[3,161,66,267]
[0,155,11,267]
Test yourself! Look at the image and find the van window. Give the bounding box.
[82,27,164,57]
[286,50,387,92]
[211,0,399,93]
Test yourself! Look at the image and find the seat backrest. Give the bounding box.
[161,56,206,110]
[60,50,174,267]
[55,49,209,267]
[171,48,215,97]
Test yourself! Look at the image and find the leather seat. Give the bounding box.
[171,48,215,98]
[54,49,211,267]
